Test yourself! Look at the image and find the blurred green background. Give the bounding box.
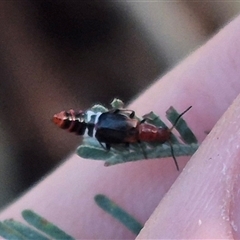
[0,1,238,208]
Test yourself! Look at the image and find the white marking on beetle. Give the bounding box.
[84,110,102,137]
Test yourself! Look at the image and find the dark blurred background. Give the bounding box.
[0,1,239,208]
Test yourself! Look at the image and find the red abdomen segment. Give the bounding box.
[138,123,171,143]
[53,110,87,135]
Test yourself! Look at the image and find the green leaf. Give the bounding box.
[94,194,143,235]
[0,211,75,240]
[22,210,74,240]
[78,140,198,166]
[0,222,26,240]
[3,220,50,240]
[110,98,125,109]
[90,104,108,113]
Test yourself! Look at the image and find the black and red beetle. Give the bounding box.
[53,106,192,170]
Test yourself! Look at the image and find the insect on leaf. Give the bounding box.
[77,99,199,167]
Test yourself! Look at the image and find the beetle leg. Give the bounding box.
[125,142,130,148]
[112,109,120,114]
[111,109,135,118]
[140,118,146,124]
[168,140,179,171]
[138,140,148,159]
[98,141,111,151]
[129,111,135,118]
[98,141,105,149]
[105,143,111,151]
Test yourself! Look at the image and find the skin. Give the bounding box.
[1,14,240,239]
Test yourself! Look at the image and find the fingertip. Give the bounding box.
[137,93,240,239]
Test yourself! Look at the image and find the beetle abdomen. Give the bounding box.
[53,109,87,135]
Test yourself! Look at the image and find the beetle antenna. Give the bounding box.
[168,140,179,171]
[170,106,192,131]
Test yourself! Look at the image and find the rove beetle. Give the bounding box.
[53,106,192,170]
